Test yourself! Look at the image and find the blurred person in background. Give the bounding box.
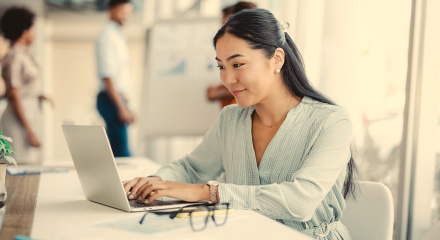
[0,7,51,163]
[207,1,257,108]
[96,0,134,157]
[0,36,10,122]
[220,3,235,24]
[0,36,9,97]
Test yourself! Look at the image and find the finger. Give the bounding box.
[138,182,157,200]
[130,178,149,199]
[136,182,150,200]
[146,190,170,203]
[136,179,163,200]
[122,181,129,189]
[138,181,167,200]
[123,178,139,194]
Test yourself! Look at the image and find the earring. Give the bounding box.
[276,69,280,74]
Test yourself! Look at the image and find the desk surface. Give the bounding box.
[32,158,312,240]
[0,174,40,240]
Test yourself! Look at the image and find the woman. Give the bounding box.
[0,36,9,97]
[124,9,356,239]
[207,1,257,108]
[0,7,48,163]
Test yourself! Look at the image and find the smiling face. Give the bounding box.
[215,33,285,108]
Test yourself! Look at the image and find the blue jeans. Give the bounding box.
[97,92,131,157]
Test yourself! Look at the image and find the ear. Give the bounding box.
[273,48,285,71]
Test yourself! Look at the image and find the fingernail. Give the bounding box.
[129,195,134,199]
[133,193,137,197]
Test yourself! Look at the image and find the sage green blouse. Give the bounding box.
[153,96,353,239]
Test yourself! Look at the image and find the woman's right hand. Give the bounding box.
[27,129,40,147]
[123,176,163,200]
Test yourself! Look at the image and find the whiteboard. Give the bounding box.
[142,18,222,136]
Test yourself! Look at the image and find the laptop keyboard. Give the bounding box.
[129,199,176,208]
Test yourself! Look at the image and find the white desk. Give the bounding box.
[31,158,312,240]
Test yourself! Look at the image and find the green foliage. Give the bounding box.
[0,130,17,166]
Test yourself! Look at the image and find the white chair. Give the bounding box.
[340,181,394,240]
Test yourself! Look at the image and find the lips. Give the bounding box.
[232,89,246,96]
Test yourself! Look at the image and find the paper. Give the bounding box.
[94,214,191,234]
[6,165,68,175]
[94,212,239,235]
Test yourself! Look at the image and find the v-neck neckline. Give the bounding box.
[246,97,308,173]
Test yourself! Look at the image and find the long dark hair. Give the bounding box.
[213,9,358,199]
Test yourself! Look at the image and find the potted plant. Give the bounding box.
[0,130,17,184]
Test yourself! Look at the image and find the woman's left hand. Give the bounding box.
[135,181,210,203]
[39,95,55,108]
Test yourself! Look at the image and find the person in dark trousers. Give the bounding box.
[96,0,134,157]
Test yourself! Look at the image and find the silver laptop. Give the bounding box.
[62,125,203,212]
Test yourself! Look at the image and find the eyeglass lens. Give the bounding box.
[188,203,229,231]
[189,205,210,231]
[212,203,229,226]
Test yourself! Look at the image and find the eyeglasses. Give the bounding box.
[139,203,230,231]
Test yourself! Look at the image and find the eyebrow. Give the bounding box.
[215,54,245,62]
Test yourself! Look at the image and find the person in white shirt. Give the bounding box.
[96,0,134,157]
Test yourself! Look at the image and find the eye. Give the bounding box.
[233,63,244,68]
[217,65,225,70]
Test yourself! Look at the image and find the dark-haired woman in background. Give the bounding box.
[0,7,50,163]
[124,9,355,239]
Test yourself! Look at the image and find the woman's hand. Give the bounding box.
[39,95,55,108]
[124,177,211,203]
[207,86,220,101]
[139,181,210,203]
[123,176,162,199]
[26,129,40,147]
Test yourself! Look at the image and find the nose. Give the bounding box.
[222,70,238,87]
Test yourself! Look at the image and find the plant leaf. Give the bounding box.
[0,144,6,156]
[3,155,17,166]
[0,136,12,142]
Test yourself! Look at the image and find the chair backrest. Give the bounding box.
[420,221,440,240]
[340,181,394,240]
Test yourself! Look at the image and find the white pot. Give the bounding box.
[0,163,7,185]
